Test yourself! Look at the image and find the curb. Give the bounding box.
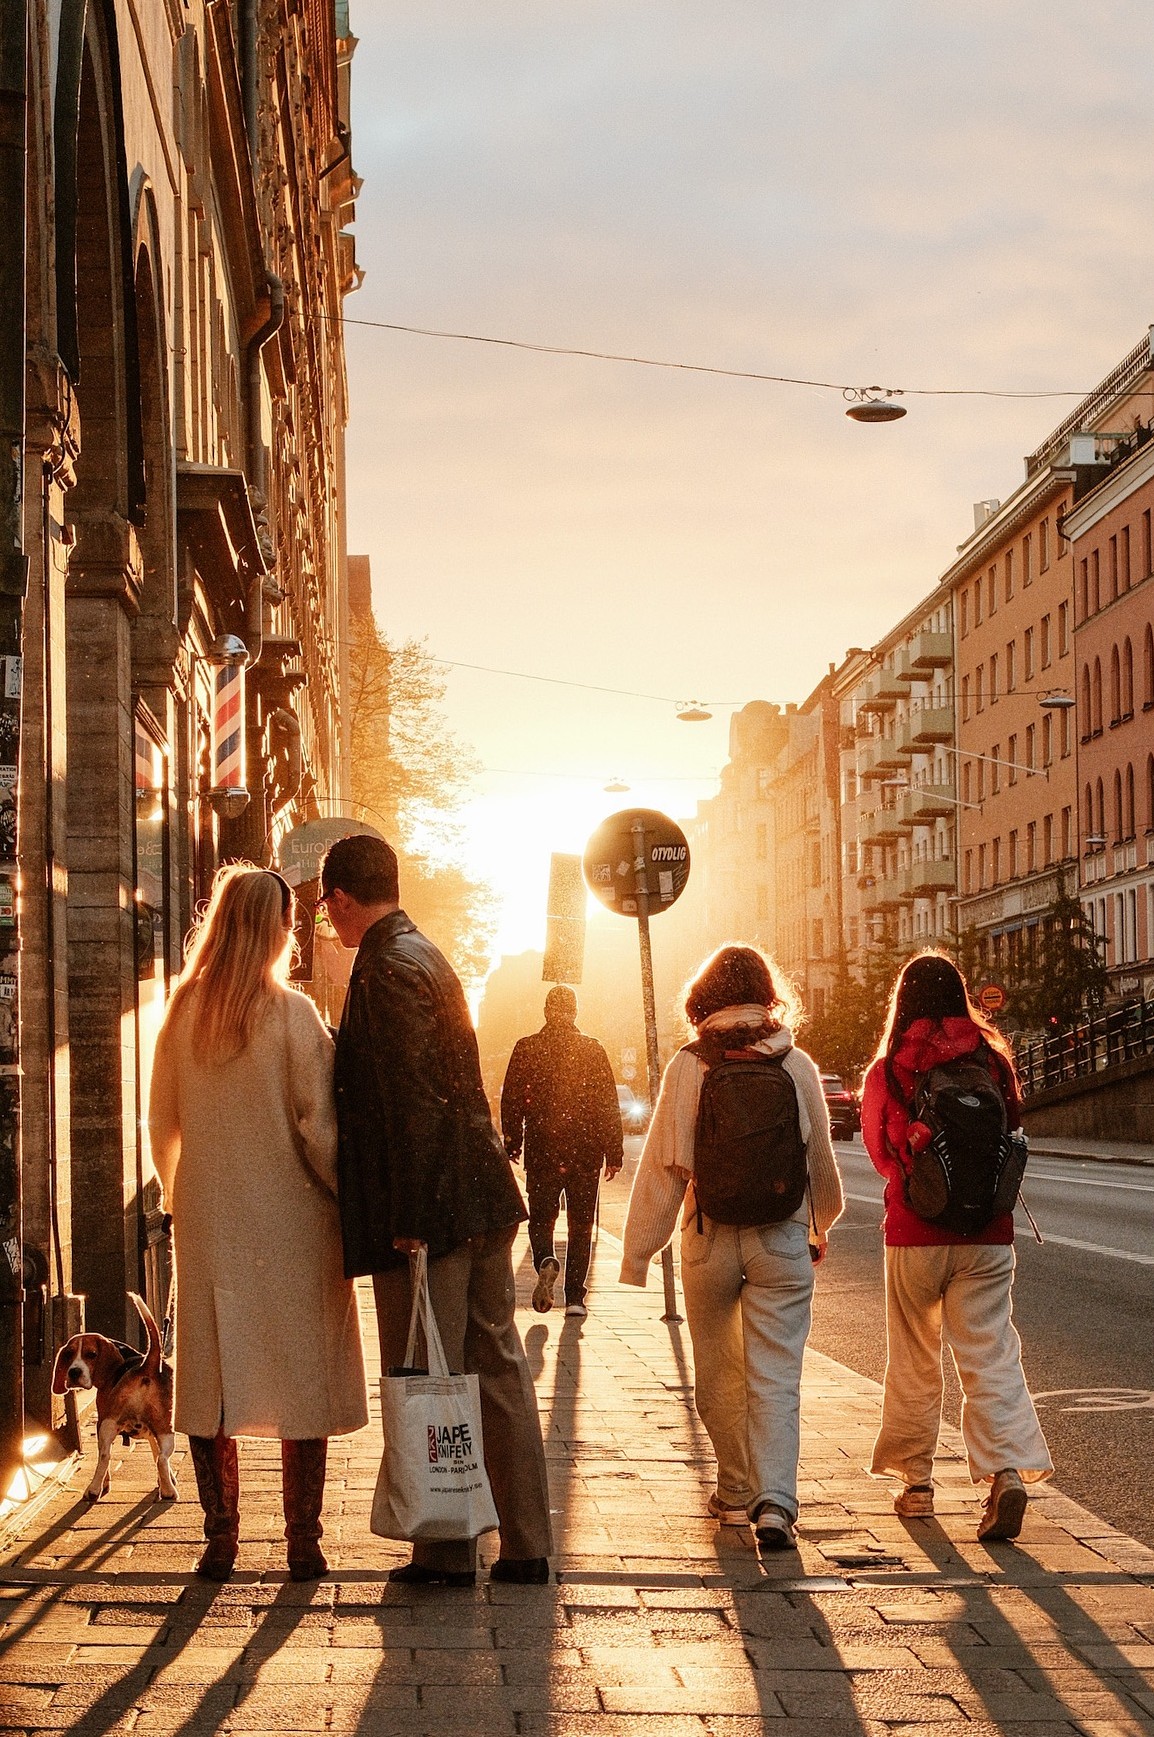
[1028,1144,1154,1168]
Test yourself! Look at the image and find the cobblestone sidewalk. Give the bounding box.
[2,1227,1154,1735]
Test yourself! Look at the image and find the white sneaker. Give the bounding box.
[532,1258,560,1313]
[707,1493,749,1527]
[894,1483,935,1518]
[564,1302,587,1319]
[753,1503,797,1552]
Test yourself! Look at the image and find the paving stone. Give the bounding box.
[1,1244,1152,1734]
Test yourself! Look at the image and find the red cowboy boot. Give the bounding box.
[188,1431,240,1581]
[281,1438,328,1580]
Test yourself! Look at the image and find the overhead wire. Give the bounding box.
[335,313,1093,401]
[334,633,737,707]
[481,764,720,784]
[430,654,737,707]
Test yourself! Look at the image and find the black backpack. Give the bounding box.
[904,1046,1025,1235]
[688,1045,808,1227]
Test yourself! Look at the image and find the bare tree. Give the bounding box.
[347,611,495,988]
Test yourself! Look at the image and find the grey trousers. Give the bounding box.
[373,1225,553,1571]
[679,1212,814,1522]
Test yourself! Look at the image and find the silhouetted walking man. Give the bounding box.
[501,987,623,1319]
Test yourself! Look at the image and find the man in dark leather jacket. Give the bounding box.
[320,834,552,1586]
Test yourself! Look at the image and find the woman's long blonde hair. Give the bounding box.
[164,864,295,1064]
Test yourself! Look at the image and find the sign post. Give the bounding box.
[977,982,1007,1016]
[582,807,691,1109]
[631,816,662,1109]
[583,809,690,1323]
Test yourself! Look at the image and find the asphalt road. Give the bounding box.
[596,1132,1154,1548]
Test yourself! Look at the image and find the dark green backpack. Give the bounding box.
[688,1046,807,1226]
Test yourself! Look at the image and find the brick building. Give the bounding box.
[1063,376,1154,997]
[946,331,1154,998]
[10,0,361,1436]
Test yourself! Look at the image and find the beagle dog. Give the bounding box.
[52,1292,176,1503]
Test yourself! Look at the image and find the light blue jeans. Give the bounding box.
[680,1212,814,1521]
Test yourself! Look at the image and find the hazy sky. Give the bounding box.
[343,2,1154,960]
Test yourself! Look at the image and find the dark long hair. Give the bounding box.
[684,944,799,1032]
[875,950,1016,1103]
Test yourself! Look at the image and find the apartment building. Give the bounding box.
[946,330,1154,988]
[770,676,842,1017]
[1064,398,1154,998]
[676,701,790,970]
[846,594,957,962]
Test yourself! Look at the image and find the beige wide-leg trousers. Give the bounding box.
[373,1225,553,1572]
[870,1242,1053,1488]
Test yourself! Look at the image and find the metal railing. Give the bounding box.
[1015,996,1154,1096]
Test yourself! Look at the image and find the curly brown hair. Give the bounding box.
[684,944,799,1031]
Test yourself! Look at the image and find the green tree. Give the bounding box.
[803,947,905,1084]
[346,611,495,989]
[1011,875,1108,1034]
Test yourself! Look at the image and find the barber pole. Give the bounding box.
[213,664,246,791]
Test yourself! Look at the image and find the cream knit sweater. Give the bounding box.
[619,1011,845,1287]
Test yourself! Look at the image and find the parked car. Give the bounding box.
[821,1073,861,1140]
[617,1084,650,1134]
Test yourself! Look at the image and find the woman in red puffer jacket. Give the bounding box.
[861,952,1051,1542]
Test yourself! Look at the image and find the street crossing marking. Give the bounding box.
[1028,1171,1154,1193]
[840,1194,1154,1265]
[1027,1232,1154,1267]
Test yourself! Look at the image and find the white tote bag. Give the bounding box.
[370,1249,500,1542]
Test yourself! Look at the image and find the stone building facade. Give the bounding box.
[14,0,359,1432]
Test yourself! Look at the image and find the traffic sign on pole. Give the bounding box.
[582,808,690,918]
[977,982,1007,1014]
[583,808,691,1327]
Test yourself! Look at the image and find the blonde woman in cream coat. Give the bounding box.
[149,865,367,1583]
[621,945,843,1552]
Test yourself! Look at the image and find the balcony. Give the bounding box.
[867,874,908,911]
[910,705,953,744]
[903,783,957,825]
[857,736,884,780]
[858,666,906,713]
[904,629,953,674]
[895,716,920,757]
[874,734,906,771]
[907,857,957,897]
[860,805,905,847]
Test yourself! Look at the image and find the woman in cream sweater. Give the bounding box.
[621,945,843,1552]
[149,865,367,1582]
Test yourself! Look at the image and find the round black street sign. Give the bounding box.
[582,808,691,918]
